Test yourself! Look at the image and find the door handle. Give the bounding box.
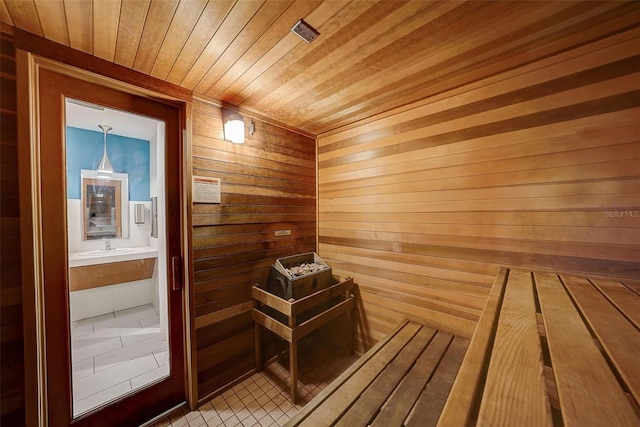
[171,256,182,291]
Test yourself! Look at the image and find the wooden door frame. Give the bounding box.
[16,50,197,426]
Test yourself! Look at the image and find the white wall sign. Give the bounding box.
[193,176,221,204]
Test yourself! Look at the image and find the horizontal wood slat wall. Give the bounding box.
[191,99,316,399]
[0,29,25,426]
[318,28,640,351]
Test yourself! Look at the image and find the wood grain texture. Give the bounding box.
[318,27,640,352]
[370,330,452,427]
[477,269,551,426]
[191,98,316,398]
[286,321,471,427]
[405,335,469,427]
[591,279,640,330]
[298,321,421,426]
[535,272,638,426]
[68,258,156,291]
[561,275,640,404]
[437,267,508,427]
[3,1,638,134]
[0,30,24,427]
[335,326,438,427]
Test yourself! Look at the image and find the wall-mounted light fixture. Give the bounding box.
[222,109,245,144]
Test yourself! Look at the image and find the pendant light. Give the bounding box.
[96,124,114,173]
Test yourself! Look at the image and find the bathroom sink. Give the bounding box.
[76,248,136,257]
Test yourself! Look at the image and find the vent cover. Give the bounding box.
[291,19,320,43]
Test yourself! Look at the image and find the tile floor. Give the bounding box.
[70,304,169,416]
[151,336,360,427]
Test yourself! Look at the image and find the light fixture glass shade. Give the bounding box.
[222,109,245,144]
[96,124,114,173]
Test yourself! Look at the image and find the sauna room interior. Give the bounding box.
[1,1,639,426]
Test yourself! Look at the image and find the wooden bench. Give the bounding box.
[286,268,640,426]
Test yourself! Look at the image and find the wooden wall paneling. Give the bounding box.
[318,28,640,352]
[191,98,316,400]
[0,30,24,426]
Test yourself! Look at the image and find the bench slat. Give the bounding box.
[405,335,469,427]
[535,272,638,426]
[285,320,411,426]
[335,326,437,427]
[438,267,509,426]
[477,269,552,426]
[591,279,640,330]
[371,331,453,427]
[562,275,640,405]
[296,321,422,426]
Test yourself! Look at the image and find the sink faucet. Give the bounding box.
[105,239,112,251]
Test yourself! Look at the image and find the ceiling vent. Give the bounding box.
[291,19,320,43]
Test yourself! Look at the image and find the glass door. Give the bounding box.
[64,99,171,417]
[36,67,185,426]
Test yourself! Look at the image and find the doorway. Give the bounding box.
[25,64,187,426]
[65,100,171,417]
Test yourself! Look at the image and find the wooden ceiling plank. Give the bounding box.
[4,0,42,37]
[113,0,150,68]
[257,0,449,118]
[0,1,15,26]
[324,4,635,133]
[192,0,293,94]
[92,0,121,62]
[274,0,476,127]
[238,0,395,113]
[316,24,640,141]
[226,0,368,106]
[34,0,68,45]
[302,1,612,132]
[150,0,208,80]
[300,1,619,133]
[132,0,178,73]
[292,0,553,131]
[165,0,235,86]
[206,0,323,100]
[63,0,92,54]
[187,0,266,92]
[219,0,346,104]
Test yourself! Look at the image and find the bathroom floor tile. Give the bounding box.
[73,380,132,416]
[72,336,123,363]
[72,320,142,349]
[70,304,169,417]
[130,363,170,389]
[74,352,158,400]
[94,333,166,372]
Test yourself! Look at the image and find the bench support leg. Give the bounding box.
[290,340,298,404]
[254,322,262,372]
